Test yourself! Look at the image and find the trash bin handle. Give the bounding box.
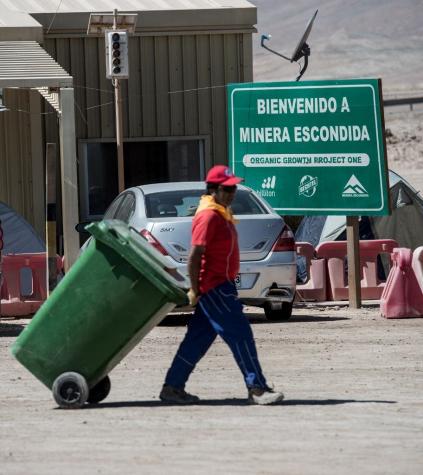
[108,228,128,246]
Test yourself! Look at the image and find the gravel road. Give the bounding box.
[1,304,422,475]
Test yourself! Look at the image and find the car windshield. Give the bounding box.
[145,189,268,218]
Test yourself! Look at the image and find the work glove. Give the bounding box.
[188,288,199,306]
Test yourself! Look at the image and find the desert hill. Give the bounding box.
[252,0,423,95]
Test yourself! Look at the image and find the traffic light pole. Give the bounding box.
[114,77,125,193]
[112,9,125,193]
[88,10,135,194]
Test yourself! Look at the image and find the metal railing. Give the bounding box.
[383,93,423,110]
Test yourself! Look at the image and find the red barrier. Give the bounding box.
[295,242,327,302]
[411,246,423,294]
[0,253,63,317]
[380,248,423,318]
[316,239,398,301]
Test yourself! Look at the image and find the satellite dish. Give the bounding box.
[291,9,318,62]
[260,9,318,81]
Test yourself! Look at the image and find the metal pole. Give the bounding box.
[346,215,362,308]
[45,143,58,295]
[113,8,117,29]
[113,8,125,193]
[114,79,125,193]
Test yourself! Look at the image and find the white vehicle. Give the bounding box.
[80,182,297,320]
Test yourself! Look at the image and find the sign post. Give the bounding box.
[228,79,390,307]
[346,216,361,307]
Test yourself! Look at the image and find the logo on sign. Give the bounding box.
[342,174,369,197]
[299,175,318,197]
[262,176,276,189]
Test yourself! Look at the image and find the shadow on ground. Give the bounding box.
[0,321,25,337]
[288,315,350,323]
[160,313,349,326]
[81,398,397,409]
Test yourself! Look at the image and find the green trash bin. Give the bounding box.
[11,220,189,409]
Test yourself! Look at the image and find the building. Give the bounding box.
[0,0,257,266]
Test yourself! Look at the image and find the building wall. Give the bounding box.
[0,30,253,235]
[42,32,253,166]
[0,89,44,235]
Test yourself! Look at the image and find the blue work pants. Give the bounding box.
[164,281,268,389]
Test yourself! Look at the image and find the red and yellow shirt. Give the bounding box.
[191,199,239,294]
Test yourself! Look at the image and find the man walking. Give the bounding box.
[160,165,284,405]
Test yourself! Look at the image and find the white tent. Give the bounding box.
[295,170,423,281]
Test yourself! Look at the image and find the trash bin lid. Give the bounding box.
[86,220,189,305]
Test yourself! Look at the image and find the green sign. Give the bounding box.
[228,79,390,215]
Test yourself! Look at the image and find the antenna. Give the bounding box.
[260,34,291,61]
[260,9,318,81]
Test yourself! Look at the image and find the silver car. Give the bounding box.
[86,182,297,320]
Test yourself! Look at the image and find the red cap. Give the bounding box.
[205,165,243,186]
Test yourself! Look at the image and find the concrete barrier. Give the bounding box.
[411,246,423,294]
[380,248,423,318]
[316,239,398,300]
[295,242,327,302]
[0,253,62,317]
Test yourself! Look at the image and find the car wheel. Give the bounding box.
[264,301,293,321]
[52,372,89,409]
[87,376,111,404]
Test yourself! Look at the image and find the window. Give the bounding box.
[231,191,268,215]
[145,189,269,218]
[85,143,119,217]
[115,193,136,223]
[79,138,205,220]
[124,140,204,187]
[146,190,204,218]
[104,194,125,219]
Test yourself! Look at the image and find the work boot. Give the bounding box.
[159,385,200,404]
[248,387,284,405]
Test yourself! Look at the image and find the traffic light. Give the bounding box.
[105,30,129,79]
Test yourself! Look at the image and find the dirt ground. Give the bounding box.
[1,101,422,475]
[1,303,422,475]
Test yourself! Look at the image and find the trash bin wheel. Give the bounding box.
[52,372,89,409]
[87,376,111,404]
